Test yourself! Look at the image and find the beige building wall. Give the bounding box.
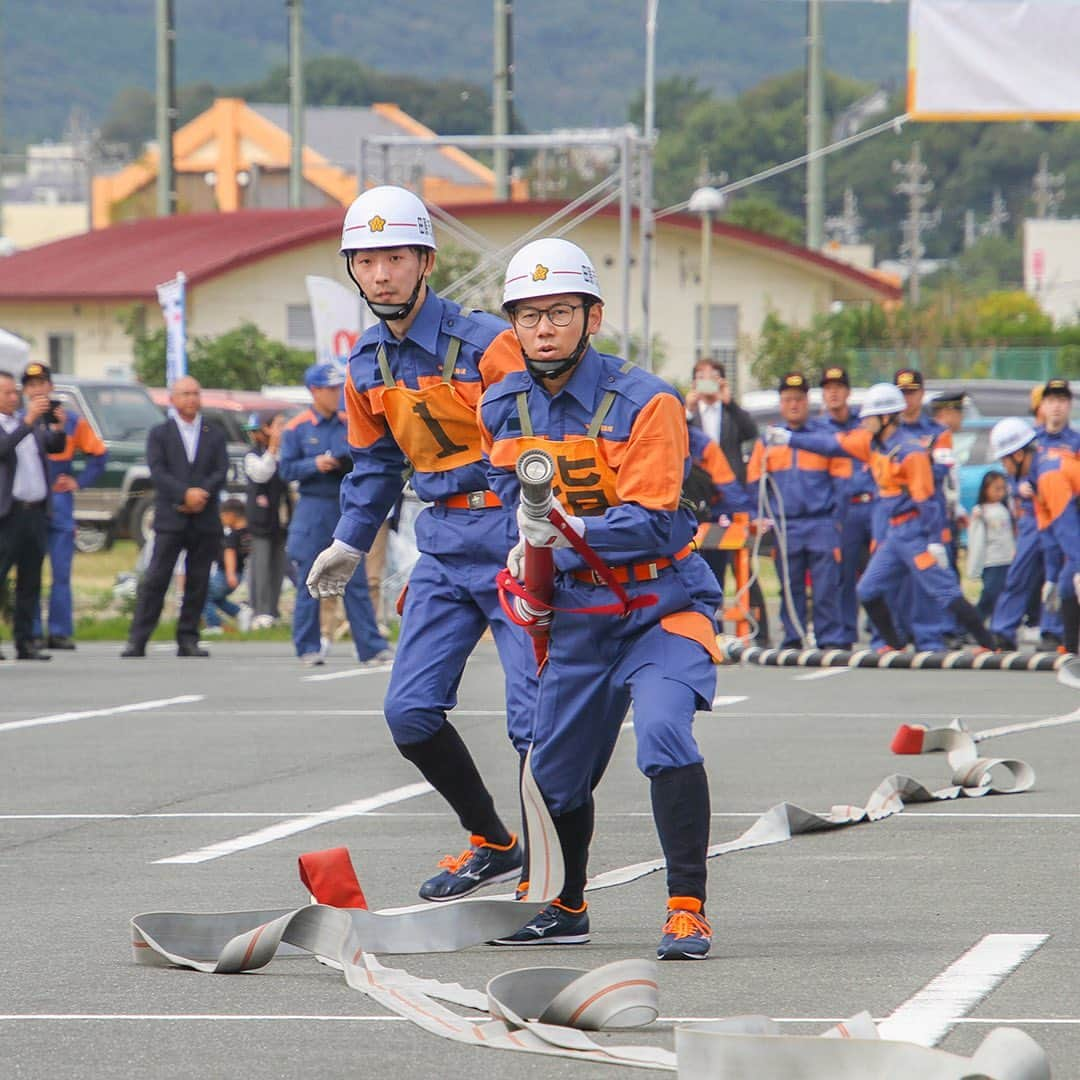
[0,299,134,377]
[4,204,90,250]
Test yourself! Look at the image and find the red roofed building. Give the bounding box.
[0,202,897,385]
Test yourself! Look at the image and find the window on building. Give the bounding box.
[286,304,316,350]
[47,332,75,375]
[694,304,739,387]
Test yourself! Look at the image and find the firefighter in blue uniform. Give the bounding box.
[991,379,1080,650]
[305,185,535,904]
[818,366,874,647]
[481,237,722,961]
[280,361,389,667]
[746,372,849,649]
[766,383,996,654]
[22,362,107,650]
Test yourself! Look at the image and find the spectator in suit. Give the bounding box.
[122,376,228,658]
[0,369,66,660]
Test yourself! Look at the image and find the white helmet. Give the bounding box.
[502,238,602,308]
[340,185,436,253]
[990,417,1037,459]
[858,382,907,419]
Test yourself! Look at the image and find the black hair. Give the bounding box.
[221,498,246,517]
[976,470,1007,506]
[0,369,13,381]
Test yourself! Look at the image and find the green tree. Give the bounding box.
[723,194,803,245]
[123,312,312,389]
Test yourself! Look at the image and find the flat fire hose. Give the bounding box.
[129,727,1054,1076]
[725,640,1071,672]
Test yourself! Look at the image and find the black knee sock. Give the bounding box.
[650,763,710,905]
[863,596,902,650]
[552,799,594,910]
[396,722,512,846]
[516,754,530,886]
[1062,596,1079,655]
[948,597,995,650]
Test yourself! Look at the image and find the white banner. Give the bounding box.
[156,272,187,386]
[909,0,1080,120]
[305,275,369,369]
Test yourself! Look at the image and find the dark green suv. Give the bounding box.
[50,377,248,552]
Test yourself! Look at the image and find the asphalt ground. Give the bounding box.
[1,641,1077,1078]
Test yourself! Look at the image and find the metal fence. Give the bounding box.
[846,347,1065,384]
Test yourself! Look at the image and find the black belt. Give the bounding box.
[13,498,46,510]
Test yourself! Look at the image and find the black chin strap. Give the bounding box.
[521,302,594,383]
[345,252,428,323]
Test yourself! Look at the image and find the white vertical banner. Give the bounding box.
[156,271,187,386]
[305,275,370,371]
[909,0,1080,120]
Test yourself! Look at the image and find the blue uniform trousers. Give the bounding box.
[772,516,846,648]
[838,501,873,645]
[384,505,537,754]
[32,521,76,639]
[858,517,962,649]
[990,520,1060,639]
[529,555,720,816]
[287,495,387,660]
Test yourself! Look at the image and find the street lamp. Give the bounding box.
[688,185,726,358]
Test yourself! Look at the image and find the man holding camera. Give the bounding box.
[0,367,67,660]
[21,362,108,651]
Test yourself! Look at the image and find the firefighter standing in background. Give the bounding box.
[747,372,849,650]
[22,362,107,650]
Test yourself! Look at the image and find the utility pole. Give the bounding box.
[639,0,658,371]
[155,0,177,216]
[287,0,304,209]
[824,186,861,245]
[805,0,825,250]
[963,209,976,250]
[1032,152,1064,219]
[493,0,513,200]
[892,141,938,306]
[981,188,1009,240]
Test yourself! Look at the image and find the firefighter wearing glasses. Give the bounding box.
[480,237,722,961]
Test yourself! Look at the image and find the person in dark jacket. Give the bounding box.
[122,377,228,658]
[0,368,66,659]
[243,411,290,628]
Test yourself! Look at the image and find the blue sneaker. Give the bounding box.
[491,901,590,945]
[418,834,522,902]
[657,898,711,960]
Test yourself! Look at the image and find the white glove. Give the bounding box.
[764,425,792,447]
[927,542,949,570]
[1017,480,1035,500]
[1041,580,1060,614]
[1073,572,1080,604]
[516,505,585,549]
[506,538,525,579]
[306,540,363,598]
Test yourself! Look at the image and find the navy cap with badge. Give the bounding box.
[21,361,52,384]
[929,386,965,411]
[244,411,263,431]
[893,367,924,390]
[819,365,850,388]
[304,362,346,389]
[1042,377,1073,399]
[778,371,809,394]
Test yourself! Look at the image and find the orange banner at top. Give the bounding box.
[909,0,1080,121]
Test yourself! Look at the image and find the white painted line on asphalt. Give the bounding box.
[153,782,434,864]
[976,706,1080,742]
[793,668,851,681]
[302,665,394,682]
[4,1013,1076,1025]
[876,932,1048,1046]
[0,695,204,735]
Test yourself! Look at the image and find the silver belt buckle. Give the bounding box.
[466,490,486,510]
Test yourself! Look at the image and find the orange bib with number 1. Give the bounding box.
[377,339,483,473]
